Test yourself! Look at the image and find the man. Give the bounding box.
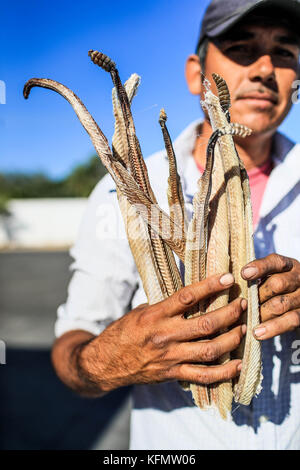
[52,0,300,449]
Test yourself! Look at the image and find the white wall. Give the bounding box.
[0,198,87,249]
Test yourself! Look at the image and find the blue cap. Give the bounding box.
[196,0,300,52]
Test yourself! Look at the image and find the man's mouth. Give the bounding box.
[236,91,278,108]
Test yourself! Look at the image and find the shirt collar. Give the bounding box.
[170,119,295,169]
[271,131,295,167]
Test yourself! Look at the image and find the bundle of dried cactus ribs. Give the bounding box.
[24,50,263,418]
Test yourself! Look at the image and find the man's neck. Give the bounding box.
[193,119,274,171]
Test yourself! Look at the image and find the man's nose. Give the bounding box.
[248,54,276,85]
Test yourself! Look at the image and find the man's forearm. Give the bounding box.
[51,330,107,398]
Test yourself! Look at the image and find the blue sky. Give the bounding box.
[1,0,300,179]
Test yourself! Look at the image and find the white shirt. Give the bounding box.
[56,120,300,450]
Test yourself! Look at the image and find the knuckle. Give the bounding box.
[136,304,157,327]
[164,366,175,380]
[274,253,283,263]
[229,301,242,321]
[274,253,283,264]
[198,315,214,335]
[149,332,168,349]
[135,307,148,327]
[158,300,171,317]
[201,343,219,362]
[135,303,148,312]
[278,255,292,271]
[221,367,233,381]
[197,369,212,384]
[174,364,185,380]
[271,296,288,314]
[295,261,300,274]
[233,331,242,347]
[267,253,277,264]
[269,276,286,294]
[290,311,300,329]
[178,287,196,306]
[206,276,217,293]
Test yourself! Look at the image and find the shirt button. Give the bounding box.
[259,415,269,424]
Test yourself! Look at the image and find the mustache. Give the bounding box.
[235,87,279,104]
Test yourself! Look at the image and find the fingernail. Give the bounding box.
[241,299,247,310]
[242,324,247,334]
[220,273,234,286]
[254,326,266,338]
[242,266,258,279]
[237,362,243,371]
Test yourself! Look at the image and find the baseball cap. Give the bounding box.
[196,0,300,52]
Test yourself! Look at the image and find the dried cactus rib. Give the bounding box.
[88,50,116,72]
[202,78,263,410]
[159,108,188,238]
[114,160,186,262]
[112,74,176,303]
[212,72,231,117]
[112,73,140,167]
[234,158,263,403]
[104,54,183,297]
[89,50,153,200]
[186,123,251,417]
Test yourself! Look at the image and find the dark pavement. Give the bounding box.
[0,251,131,450]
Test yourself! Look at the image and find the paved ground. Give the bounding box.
[0,251,131,450]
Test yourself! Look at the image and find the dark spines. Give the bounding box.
[23,79,38,99]
[217,123,252,139]
[212,73,231,113]
[88,50,116,72]
[229,123,252,138]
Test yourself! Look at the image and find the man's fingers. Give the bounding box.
[170,360,242,385]
[157,273,234,317]
[241,253,294,281]
[173,297,247,341]
[253,310,300,340]
[260,287,300,322]
[259,271,300,304]
[176,325,246,363]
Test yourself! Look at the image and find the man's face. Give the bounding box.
[202,21,300,135]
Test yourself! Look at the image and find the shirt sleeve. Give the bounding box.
[55,174,139,338]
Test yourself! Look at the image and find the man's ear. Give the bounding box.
[185,54,202,95]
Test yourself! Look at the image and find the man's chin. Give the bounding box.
[231,112,278,136]
[219,99,287,135]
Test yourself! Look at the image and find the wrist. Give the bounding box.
[76,337,113,395]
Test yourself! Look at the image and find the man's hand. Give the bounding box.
[242,253,300,340]
[58,273,247,396]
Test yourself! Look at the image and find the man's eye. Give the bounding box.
[226,45,251,54]
[275,48,294,58]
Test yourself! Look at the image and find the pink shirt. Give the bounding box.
[196,159,273,229]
